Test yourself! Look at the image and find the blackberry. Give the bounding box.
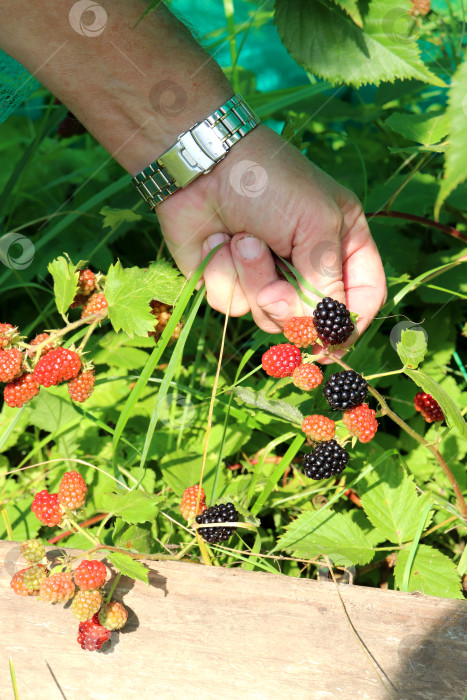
[195,502,239,544]
[313,297,354,345]
[323,370,367,410]
[303,440,349,480]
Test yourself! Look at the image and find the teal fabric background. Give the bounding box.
[0,0,305,124]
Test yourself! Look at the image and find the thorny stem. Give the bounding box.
[20,312,105,361]
[364,368,405,381]
[366,210,467,245]
[62,513,100,546]
[328,353,467,521]
[77,319,99,353]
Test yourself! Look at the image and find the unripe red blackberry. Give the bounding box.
[148,299,183,343]
[81,293,108,322]
[180,485,207,520]
[71,589,103,621]
[33,347,81,387]
[302,415,335,441]
[414,392,444,423]
[77,613,112,651]
[343,403,378,443]
[0,323,17,348]
[292,363,323,391]
[313,297,354,346]
[303,440,349,480]
[58,471,87,510]
[31,490,63,526]
[27,333,55,358]
[67,370,95,403]
[21,539,45,563]
[283,317,318,348]
[0,347,23,383]
[98,601,128,630]
[410,0,431,16]
[39,572,75,603]
[262,344,302,378]
[77,269,96,295]
[73,559,107,590]
[4,373,40,407]
[10,568,38,596]
[22,563,48,592]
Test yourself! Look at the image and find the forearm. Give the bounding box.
[0,0,232,173]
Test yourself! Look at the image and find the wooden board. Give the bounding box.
[1,540,466,700]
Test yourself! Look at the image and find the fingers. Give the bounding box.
[201,234,250,317]
[230,233,303,332]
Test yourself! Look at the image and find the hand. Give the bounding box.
[156,124,387,338]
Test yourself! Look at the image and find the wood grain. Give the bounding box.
[0,540,466,700]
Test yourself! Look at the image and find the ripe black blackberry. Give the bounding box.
[303,440,349,480]
[323,370,367,410]
[195,502,239,544]
[313,297,354,345]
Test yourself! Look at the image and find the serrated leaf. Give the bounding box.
[394,545,463,599]
[47,256,79,314]
[385,110,449,145]
[104,259,184,337]
[435,57,467,217]
[100,206,142,232]
[101,490,161,524]
[405,368,467,438]
[274,0,445,88]
[334,0,363,26]
[359,459,430,544]
[233,386,303,424]
[396,328,427,369]
[106,551,149,585]
[277,508,375,565]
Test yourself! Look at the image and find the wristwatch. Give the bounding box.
[131,94,260,209]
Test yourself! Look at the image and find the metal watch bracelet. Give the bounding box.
[131,94,260,210]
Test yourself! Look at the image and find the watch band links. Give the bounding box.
[131,94,260,210]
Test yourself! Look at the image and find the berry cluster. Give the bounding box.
[11,473,128,652]
[414,392,444,423]
[261,301,378,481]
[31,470,88,527]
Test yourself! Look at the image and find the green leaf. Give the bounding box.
[104,259,184,337]
[359,459,430,545]
[47,256,78,314]
[100,206,142,232]
[405,368,467,438]
[394,545,463,599]
[385,110,449,145]
[101,490,161,524]
[274,0,445,88]
[112,519,153,553]
[233,386,304,425]
[435,57,467,217]
[277,508,375,565]
[333,0,362,27]
[457,546,467,577]
[396,327,427,369]
[106,551,149,585]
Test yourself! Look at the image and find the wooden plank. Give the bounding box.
[0,540,466,699]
